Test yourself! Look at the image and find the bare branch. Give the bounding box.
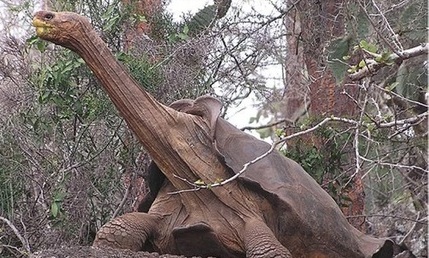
[377,111,428,128]
[240,119,287,131]
[346,213,426,225]
[0,216,31,254]
[367,0,404,52]
[399,212,420,245]
[171,110,428,193]
[345,82,370,187]
[349,43,429,81]
[360,156,428,174]
[373,83,429,109]
[112,182,132,218]
[170,117,336,193]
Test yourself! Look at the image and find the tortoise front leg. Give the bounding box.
[93,212,161,251]
[244,219,292,258]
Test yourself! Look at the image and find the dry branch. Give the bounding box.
[0,216,31,254]
[240,119,287,131]
[172,111,428,193]
[349,43,429,81]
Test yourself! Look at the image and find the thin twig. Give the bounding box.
[171,109,427,192]
[240,119,287,131]
[376,111,428,128]
[358,1,402,56]
[399,212,420,245]
[170,117,336,193]
[346,213,426,225]
[345,81,369,187]
[370,0,403,51]
[374,83,429,109]
[359,156,428,174]
[0,216,31,254]
[112,180,132,218]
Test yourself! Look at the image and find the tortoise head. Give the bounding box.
[32,11,92,48]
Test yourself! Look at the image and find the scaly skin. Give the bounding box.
[93,213,161,251]
[244,219,292,258]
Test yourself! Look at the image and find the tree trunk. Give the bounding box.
[284,0,365,231]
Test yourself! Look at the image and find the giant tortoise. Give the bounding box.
[32,10,411,258]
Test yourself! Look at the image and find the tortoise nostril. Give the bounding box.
[44,13,54,21]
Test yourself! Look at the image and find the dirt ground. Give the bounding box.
[30,246,205,258]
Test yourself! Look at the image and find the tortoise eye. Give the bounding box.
[44,13,54,21]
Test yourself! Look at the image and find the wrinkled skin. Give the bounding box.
[32,11,414,258]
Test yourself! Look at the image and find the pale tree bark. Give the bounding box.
[282,3,310,123]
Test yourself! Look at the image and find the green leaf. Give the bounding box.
[359,40,378,53]
[27,36,48,52]
[256,127,272,139]
[104,14,120,32]
[26,35,38,44]
[214,178,223,184]
[347,65,357,73]
[51,202,59,218]
[53,191,66,202]
[38,90,52,104]
[133,14,147,23]
[177,32,189,40]
[248,116,257,124]
[375,52,393,64]
[358,60,366,68]
[275,129,284,137]
[194,179,205,185]
[183,24,189,35]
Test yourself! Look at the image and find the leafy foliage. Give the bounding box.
[282,124,352,206]
[117,52,163,93]
[186,5,217,35]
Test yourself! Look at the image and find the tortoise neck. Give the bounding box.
[64,29,221,200]
[69,29,174,149]
[72,29,154,112]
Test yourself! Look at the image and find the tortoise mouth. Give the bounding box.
[32,17,53,37]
